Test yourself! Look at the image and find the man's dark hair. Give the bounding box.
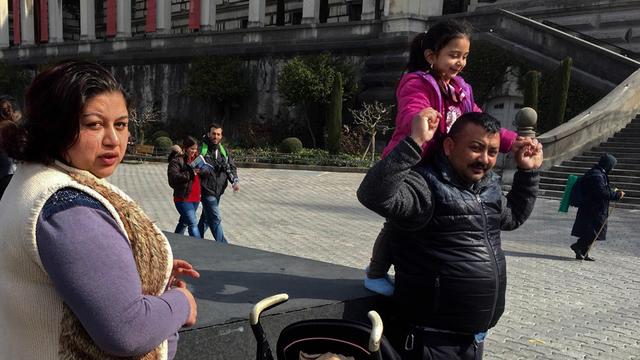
[1,60,127,164]
[407,19,473,73]
[208,123,222,132]
[447,112,501,140]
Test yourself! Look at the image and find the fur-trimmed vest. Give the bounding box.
[0,161,173,359]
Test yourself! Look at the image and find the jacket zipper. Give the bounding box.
[476,193,499,330]
[433,276,440,312]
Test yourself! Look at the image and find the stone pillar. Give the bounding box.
[200,0,216,31]
[0,0,8,47]
[21,0,36,45]
[301,0,320,24]
[156,0,172,34]
[516,107,538,138]
[189,0,200,30]
[116,0,131,38]
[145,0,156,32]
[383,0,443,34]
[48,0,63,43]
[79,0,95,40]
[248,0,265,27]
[468,0,479,12]
[361,0,376,20]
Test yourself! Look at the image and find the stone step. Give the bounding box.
[539,182,639,199]
[592,145,640,154]
[584,151,640,160]
[573,155,640,166]
[361,71,402,87]
[540,169,640,185]
[562,160,640,171]
[357,87,395,104]
[547,165,640,178]
[606,136,640,144]
[533,188,640,209]
[364,54,408,71]
[540,177,640,192]
[616,128,640,136]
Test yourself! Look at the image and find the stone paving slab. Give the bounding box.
[110,163,640,359]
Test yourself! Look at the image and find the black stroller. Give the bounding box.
[249,293,398,360]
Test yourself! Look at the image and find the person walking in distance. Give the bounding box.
[197,123,239,242]
[570,153,624,261]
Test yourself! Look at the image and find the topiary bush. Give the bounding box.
[279,137,303,154]
[153,136,173,155]
[151,130,171,141]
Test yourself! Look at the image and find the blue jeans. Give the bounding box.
[174,201,201,238]
[198,195,227,243]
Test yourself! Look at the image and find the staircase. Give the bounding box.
[538,115,640,209]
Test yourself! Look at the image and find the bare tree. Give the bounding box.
[350,101,394,163]
[129,104,162,145]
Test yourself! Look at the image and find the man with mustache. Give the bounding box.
[357,112,543,360]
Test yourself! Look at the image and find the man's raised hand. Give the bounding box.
[410,108,441,146]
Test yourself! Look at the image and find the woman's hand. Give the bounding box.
[174,286,198,327]
[171,259,200,283]
[170,259,199,327]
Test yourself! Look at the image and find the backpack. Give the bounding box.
[569,175,584,207]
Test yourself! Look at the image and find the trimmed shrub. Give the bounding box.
[279,137,303,154]
[523,70,540,111]
[153,136,173,154]
[151,130,171,141]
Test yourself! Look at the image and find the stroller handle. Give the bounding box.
[250,293,289,325]
[367,310,383,353]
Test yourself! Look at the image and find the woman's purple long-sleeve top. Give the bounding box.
[35,189,190,359]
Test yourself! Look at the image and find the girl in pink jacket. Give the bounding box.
[365,19,519,296]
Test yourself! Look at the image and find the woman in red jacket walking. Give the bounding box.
[168,136,202,238]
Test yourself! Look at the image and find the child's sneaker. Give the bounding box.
[364,267,394,296]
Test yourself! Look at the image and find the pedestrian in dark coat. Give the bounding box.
[570,153,624,261]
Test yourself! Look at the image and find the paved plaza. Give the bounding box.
[110,162,640,359]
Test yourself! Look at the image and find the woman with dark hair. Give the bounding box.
[168,136,202,238]
[0,61,198,359]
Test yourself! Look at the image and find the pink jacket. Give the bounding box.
[382,72,517,159]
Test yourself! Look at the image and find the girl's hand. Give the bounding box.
[410,108,441,146]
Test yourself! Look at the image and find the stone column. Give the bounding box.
[79,0,95,40]
[200,0,216,31]
[0,0,8,47]
[248,0,265,27]
[301,0,320,24]
[47,0,62,42]
[116,0,131,38]
[468,0,479,11]
[383,0,443,34]
[361,0,376,20]
[21,0,36,45]
[156,0,172,34]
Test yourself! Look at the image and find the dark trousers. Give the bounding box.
[397,329,484,360]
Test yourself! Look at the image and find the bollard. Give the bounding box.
[515,107,537,138]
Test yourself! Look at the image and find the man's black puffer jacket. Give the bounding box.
[392,154,506,334]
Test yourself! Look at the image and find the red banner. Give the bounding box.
[106,0,116,37]
[12,0,20,45]
[39,0,49,43]
[145,0,156,32]
[189,0,201,30]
